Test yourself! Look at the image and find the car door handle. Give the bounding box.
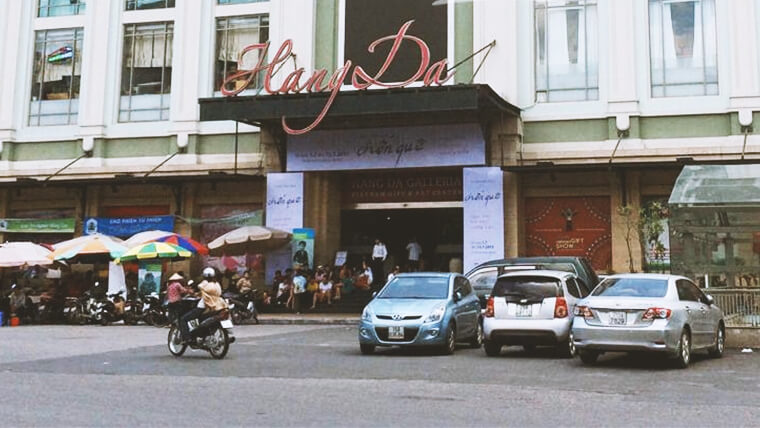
[685,307,691,313]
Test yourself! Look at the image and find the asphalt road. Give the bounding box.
[1,325,759,427]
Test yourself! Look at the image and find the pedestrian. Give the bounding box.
[405,237,422,271]
[387,265,401,283]
[371,238,387,289]
[292,268,307,314]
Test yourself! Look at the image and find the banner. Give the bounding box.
[287,124,486,171]
[0,218,75,233]
[138,262,162,297]
[266,172,304,232]
[292,228,315,271]
[84,216,174,237]
[463,167,505,272]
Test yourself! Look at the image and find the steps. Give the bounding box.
[262,289,373,314]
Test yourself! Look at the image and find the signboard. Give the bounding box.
[292,228,315,271]
[83,216,174,237]
[138,262,162,297]
[343,170,462,203]
[0,218,75,233]
[288,124,485,171]
[265,172,304,232]
[463,167,505,272]
[334,251,348,267]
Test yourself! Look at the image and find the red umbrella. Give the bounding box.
[154,234,209,255]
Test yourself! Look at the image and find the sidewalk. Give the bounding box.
[256,313,360,325]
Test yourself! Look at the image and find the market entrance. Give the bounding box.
[341,208,463,273]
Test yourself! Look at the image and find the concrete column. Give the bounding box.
[503,171,522,258]
[610,170,643,273]
[85,186,101,218]
[303,172,340,268]
[77,0,115,136]
[169,0,203,132]
[261,128,283,172]
[606,0,638,112]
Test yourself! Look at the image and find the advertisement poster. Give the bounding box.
[138,262,162,297]
[463,167,505,272]
[291,228,315,271]
[84,216,174,237]
[266,172,304,232]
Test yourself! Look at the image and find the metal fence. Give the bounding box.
[707,289,760,328]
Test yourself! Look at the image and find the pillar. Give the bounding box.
[303,172,341,268]
[610,170,643,273]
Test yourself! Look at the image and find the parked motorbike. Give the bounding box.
[123,296,143,325]
[167,298,235,359]
[143,293,169,327]
[96,290,126,326]
[62,296,84,324]
[224,290,259,325]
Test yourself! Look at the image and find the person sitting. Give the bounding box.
[179,267,228,343]
[355,261,373,291]
[387,265,401,283]
[236,270,253,294]
[166,273,191,323]
[8,284,29,322]
[276,277,292,306]
[311,277,333,309]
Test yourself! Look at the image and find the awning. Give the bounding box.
[669,164,760,206]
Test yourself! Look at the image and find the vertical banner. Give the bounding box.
[463,167,505,272]
[266,173,304,282]
[292,228,316,271]
[138,262,162,297]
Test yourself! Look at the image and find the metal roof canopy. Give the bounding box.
[669,164,760,206]
[198,84,520,131]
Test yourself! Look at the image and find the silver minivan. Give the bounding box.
[482,270,588,357]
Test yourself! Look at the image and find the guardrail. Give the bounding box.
[706,289,760,328]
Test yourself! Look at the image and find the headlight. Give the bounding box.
[361,306,373,321]
[425,304,446,323]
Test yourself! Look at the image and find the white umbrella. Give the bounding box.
[52,233,124,249]
[123,230,174,248]
[0,242,53,267]
[208,226,291,256]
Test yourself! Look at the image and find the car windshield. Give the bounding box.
[378,277,449,299]
[592,278,668,298]
[492,276,560,299]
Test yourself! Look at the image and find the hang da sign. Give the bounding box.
[220,20,453,136]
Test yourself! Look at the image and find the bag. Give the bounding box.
[307,281,319,293]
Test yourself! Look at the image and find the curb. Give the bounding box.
[256,317,360,326]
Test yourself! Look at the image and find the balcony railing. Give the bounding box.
[706,289,760,328]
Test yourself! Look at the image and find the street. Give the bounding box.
[1,324,759,427]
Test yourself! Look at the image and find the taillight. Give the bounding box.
[642,307,672,320]
[574,305,593,319]
[554,297,568,318]
[485,297,494,318]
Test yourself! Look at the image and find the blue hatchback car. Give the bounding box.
[358,273,482,355]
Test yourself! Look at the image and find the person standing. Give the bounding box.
[405,237,422,271]
[371,238,387,289]
[292,268,307,314]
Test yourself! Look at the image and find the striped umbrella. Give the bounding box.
[50,234,127,261]
[154,234,209,255]
[115,242,192,264]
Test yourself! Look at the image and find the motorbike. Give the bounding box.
[224,290,259,325]
[123,296,143,325]
[123,293,168,327]
[167,298,235,359]
[95,290,126,326]
[62,296,84,324]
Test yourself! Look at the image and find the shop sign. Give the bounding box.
[0,218,75,233]
[343,171,462,203]
[265,172,304,232]
[288,124,485,171]
[463,167,505,272]
[83,215,174,237]
[221,20,452,135]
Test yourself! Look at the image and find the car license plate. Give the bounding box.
[609,311,626,325]
[221,319,233,329]
[388,326,404,340]
[516,304,532,317]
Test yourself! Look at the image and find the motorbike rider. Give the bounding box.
[179,267,228,343]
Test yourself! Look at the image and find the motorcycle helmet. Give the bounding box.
[202,267,216,279]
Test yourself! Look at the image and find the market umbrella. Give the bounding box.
[208,226,291,256]
[49,234,127,261]
[123,230,173,248]
[154,234,209,255]
[0,242,54,267]
[115,242,193,264]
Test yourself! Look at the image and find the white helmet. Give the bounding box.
[202,267,215,279]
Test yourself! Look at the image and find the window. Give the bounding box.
[592,278,668,298]
[565,277,582,298]
[468,268,498,293]
[378,277,450,299]
[120,22,173,122]
[676,279,701,301]
[649,0,718,97]
[29,28,83,126]
[534,0,598,102]
[344,0,447,84]
[218,0,267,4]
[215,15,269,94]
[126,0,174,10]
[455,277,472,296]
[492,276,561,299]
[39,0,85,17]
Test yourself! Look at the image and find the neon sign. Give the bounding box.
[221,20,453,135]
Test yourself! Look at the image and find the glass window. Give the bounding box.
[218,0,267,4]
[215,15,269,94]
[535,0,598,102]
[344,0,447,85]
[378,277,450,299]
[676,279,701,301]
[120,22,173,122]
[126,0,174,10]
[649,0,718,97]
[38,0,85,17]
[592,278,668,298]
[492,276,561,299]
[565,277,582,298]
[467,267,498,293]
[29,28,84,126]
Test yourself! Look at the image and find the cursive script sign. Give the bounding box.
[463,167,505,272]
[221,20,452,135]
[265,172,304,232]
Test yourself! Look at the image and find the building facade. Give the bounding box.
[1,0,759,281]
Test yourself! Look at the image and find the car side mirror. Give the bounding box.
[705,294,714,305]
[454,290,463,302]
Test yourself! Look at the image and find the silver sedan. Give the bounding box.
[571,273,725,368]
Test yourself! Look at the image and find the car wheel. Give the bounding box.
[483,340,501,357]
[579,350,599,365]
[441,325,456,355]
[360,344,375,355]
[557,335,576,358]
[708,325,725,359]
[468,321,483,348]
[673,329,691,369]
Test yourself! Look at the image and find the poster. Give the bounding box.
[334,251,348,267]
[291,228,315,271]
[138,262,162,297]
[463,167,505,272]
[84,216,174,237]
[266,172,304,232]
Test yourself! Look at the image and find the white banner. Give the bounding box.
[463,167,505,272]
[287,124,485,171]
[265,172,304,232]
